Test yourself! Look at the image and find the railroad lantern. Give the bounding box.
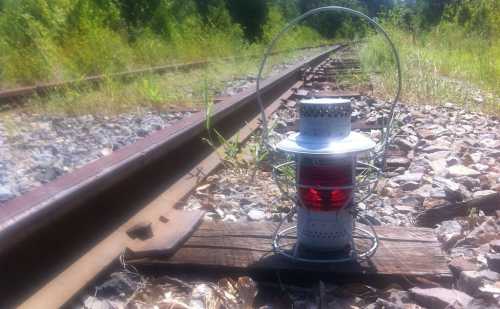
[254,6,402,263]
[272,98,378,262]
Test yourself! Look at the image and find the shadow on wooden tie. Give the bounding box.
[126,221,452,283]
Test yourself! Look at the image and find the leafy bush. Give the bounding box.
[445,0,500,39]
[0,0,360,88]
[0,0,67,84]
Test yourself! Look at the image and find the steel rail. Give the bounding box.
[19,79,308,309]
[0,61,208,103]
[0,46,341,307]
[0,46,341,253]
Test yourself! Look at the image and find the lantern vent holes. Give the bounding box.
[300,104,351,118]
[272,225,379,264]
[305,230,349,240]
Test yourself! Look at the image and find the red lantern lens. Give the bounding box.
[297,158,353,211]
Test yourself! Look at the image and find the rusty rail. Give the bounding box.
[0,45,342,307]
[0,43,333,105]
[0,61,207,103]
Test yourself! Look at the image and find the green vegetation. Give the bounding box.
[27,50,322,115]
[0,0,325,88]
[0,0,335,115]
[203,77,241,169]
[360,0,499,114]
[0,0,498,115]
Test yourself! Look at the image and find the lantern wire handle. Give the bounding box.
[255,6,402,161]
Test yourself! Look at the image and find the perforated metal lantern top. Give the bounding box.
[277,98,375,156]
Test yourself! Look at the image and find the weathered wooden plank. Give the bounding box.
[129,222,451,279]
[164,242,446,276]
[194,222,438,242]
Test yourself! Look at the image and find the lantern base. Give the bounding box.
[272,222,378,263]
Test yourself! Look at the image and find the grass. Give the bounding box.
[359,23,500,115]
[25,48,324,116]
[203,79,241,169]
[201,73,270,179]
[0,1,325,89]
[0,1,330,116]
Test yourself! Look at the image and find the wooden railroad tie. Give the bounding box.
[127,221,452,280]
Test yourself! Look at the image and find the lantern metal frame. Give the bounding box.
[255,6,402,263]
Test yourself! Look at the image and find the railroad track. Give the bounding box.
[1,42,451,308]
[0,44,332,106]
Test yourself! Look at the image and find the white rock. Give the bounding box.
[448,165,481,177]
[392,173,424,183]
[190,284,216,309]
[479,283,500,296]
[429,158,447,175]
[469,153,482,163]
[223,214,238,222]
[215,208,225,219]
[195,183,211,194]
[100,148,112,156]
[422,146,450,154]
[472,163,489,172]
[395,137,418,150]
[370,130,382,140]
[414,184,433,199]
[394,205,415,214]
[437,220,464,249]
[473,95,484,103]
[247,209,266,221]
[433,177,461,193]
[83,296,115,309]
[480,138,500,149]
[0,185,14,202]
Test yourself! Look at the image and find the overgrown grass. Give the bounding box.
[26,48,321,116]
[0,1,331,116]
[360,23,500,115]
[0,1,325,89]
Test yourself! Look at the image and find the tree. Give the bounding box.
[225,0,267,41]
[297,0,369,38]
